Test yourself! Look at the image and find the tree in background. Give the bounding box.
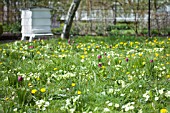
[61,0,81,39]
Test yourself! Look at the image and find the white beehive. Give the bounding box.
[21,7,53,41]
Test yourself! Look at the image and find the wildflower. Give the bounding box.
[150,59,153,63]
[160,108,168,113]
[155,53,159,57]
[28,83,32,87]
[165,91,170,97]
[13,108,17,112]
[31,89,37,94]
[68,39,71,44]
[155,96,159,101]
[18,76,23,82]
[142,62,146,65]
[102,66,105,69]
[71,83,76,87]
[29,46,34,49]
[37,51,40,54]
[53,68,57,71]
[126,58,129,62]
[36,77,40,81]
[40,88,46,93]
[77,90,81,95]
[98,55,102,59]
[159,89,164,95]
[115,103,119,108]
[0,62,2,65]
[98,63,102,68]
[103,108,110,112]
[5,97,9,101]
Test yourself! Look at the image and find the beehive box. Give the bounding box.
[21,7,53,41]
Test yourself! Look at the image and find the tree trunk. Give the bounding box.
[61,0,81,39]
[148,0,151,37]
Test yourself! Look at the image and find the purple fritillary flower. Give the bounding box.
[98,55,102,59]
[29,46,34,49]
[98,63,102,68]
[68,39,71,44]
[18,76,23,82]
[126,58,129,62]
[150,60,153,63]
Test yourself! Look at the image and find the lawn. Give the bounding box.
[0,36,170,113]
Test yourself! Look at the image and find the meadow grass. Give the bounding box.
[0,36,170,113]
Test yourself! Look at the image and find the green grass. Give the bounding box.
[0,36,170,113]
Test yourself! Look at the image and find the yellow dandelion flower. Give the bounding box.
[102,66,105,69]
[20,48,23,50]
[77,90,81,95]
[81,55,85,59]
[36,77,40,81]
[166,54,170,57]
[84,51,87,55]
[126,72,130,74]
[139,53,142,57]
[61,49,64,52]
[107,55,110,59]
[88,46,91,49]
[0,62,2,65]
[28,83,32,87]
[96,46,99,49]
[160,108,168,113]
[40,88,46,93]
[71,83,76,87]
[54,68,58,71]
[142,62,146,65]
[120,42,123,44]
[37,51,40,54]
[131,54,135,57]
[154,39,157,43]
[31,89,37,94]
[166,75,170,79]
[155,53,159,57]
[130,42,133,46]
[5,97,9,101]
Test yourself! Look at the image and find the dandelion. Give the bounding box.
[0,62,2,65]
[31,89,37,94]
[155,53,159,57]
[28,83,32,87]
[77,90,81,95]
[37,51,40,54]
[71,83,76,87]
[40,88,46,93]
[160,109,168,113]
[53,68,57,71]
[142,62,146,65]
[18,76,23,82]
[5,97,9,101]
